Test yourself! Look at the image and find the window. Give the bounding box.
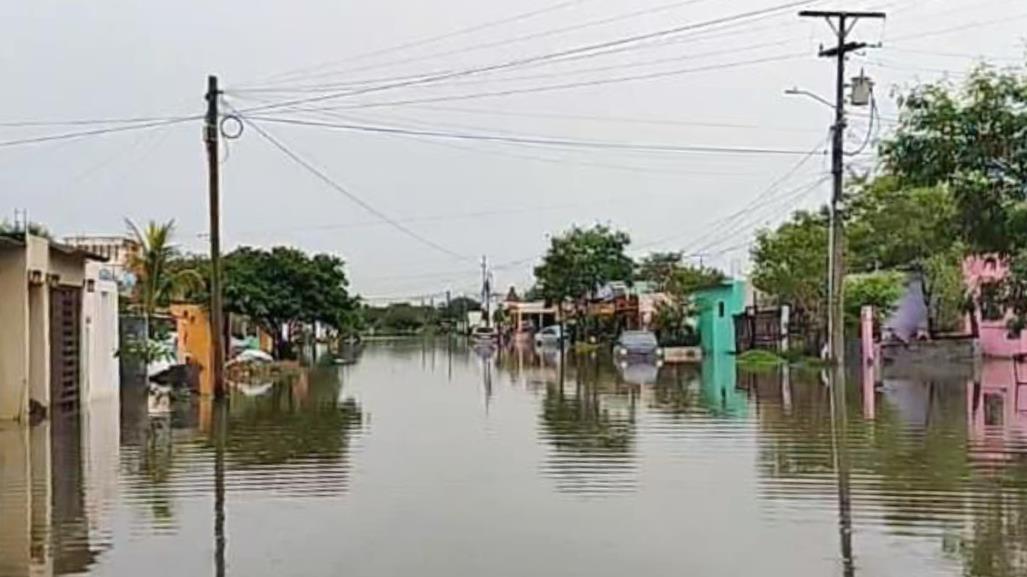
[718,301,725,318]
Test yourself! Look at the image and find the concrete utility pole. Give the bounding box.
[205,75,226,399]
[799,10,884,368]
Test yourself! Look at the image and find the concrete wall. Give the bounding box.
[0,248,29,421]
[28,283,49,407]
[82,263,119,401]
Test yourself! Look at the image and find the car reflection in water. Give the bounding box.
[616,358,661,386]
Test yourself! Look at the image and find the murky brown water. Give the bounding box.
[2,340,1027,577]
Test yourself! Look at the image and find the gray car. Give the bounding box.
[614,331,661,359]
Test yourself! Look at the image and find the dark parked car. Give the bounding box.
[614,331,661,359]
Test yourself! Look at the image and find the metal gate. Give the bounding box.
[50,285,82,409]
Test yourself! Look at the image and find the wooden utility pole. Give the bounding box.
[481,255,490,328]
[799,10,884,368]
[205,75,226,399]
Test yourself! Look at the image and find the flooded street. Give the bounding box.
[3,340,1027,577]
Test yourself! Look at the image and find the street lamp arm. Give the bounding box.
[785,87,836,110]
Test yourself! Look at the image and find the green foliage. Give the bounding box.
[636,251,724,296]
[118,336,175,365]
[923,246,971,333]
[126,219,201,335]
[652,298,698,347]
[847,178,957,271]
[364,303,430,335]
[751,210,829,328]
[847,178,965,333]
[534,224,633,303]
[843,271,906,328]
[221,247,357,345]
[880,67,1027,255]
[736,349,787,369]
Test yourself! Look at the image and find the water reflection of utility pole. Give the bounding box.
[213,401,228,577]
[828,364,855,577]
[482,354,493,414]
[447,337,453,382]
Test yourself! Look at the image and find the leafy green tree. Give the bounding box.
[843,271,906,328]
[847,177,963,334]
[220,247,356,356]
[636,251,724,295]
[534,224,633,304]
[635,252,719,346]
[751,209,830,335]
[880,67,1027,255]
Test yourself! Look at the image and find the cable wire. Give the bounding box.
[0,116,200,149]
[244,114,825,157]
[235,0,818,114]
[239,115,473,262]
[245,0,598,87]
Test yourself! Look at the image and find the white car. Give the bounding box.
[534,325,564,347]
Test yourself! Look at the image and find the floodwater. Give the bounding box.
[2,341,1027,577]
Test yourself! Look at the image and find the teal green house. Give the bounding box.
[692,280,747,356]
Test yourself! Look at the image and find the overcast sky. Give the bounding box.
[1,0,1025,300]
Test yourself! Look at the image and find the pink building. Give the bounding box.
[964,255,1027,358]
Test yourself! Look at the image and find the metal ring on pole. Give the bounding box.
[220,114,244,140]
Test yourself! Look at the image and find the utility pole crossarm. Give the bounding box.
[798,10,885,18]
[820,42,869,58]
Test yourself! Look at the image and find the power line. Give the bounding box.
[243,0,598,87]
[264,52,808,112]
[889,11,1027,43]
[0,114,199,128]
[234,0,818,114]
[688,174,829,255]
[392,104,823,134]
[235,12,811,97]
[244,114,825,158]
[0,116,200,149]
[238,0,725,91]
[633,136,829,251]
[239,115,473,262]
[239,36,801,95]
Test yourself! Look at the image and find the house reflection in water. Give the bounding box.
[0,398,119,577]
[967,360,1027,461]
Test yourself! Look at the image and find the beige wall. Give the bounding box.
[28,284,49,408]
[48,251,86,288]
[0,248,29,421]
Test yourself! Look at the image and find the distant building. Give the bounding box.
[0,234,119,421]
[63,234,140,290]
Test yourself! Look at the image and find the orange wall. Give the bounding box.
[170,304,213,396]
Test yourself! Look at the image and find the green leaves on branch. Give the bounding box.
[880,67,1027,256]
[534,224,633,303]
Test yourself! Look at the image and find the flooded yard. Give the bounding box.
[2,340,1027,577]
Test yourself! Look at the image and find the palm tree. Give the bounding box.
[126,219,200,338]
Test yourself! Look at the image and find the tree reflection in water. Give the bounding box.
[537,354,639,497]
